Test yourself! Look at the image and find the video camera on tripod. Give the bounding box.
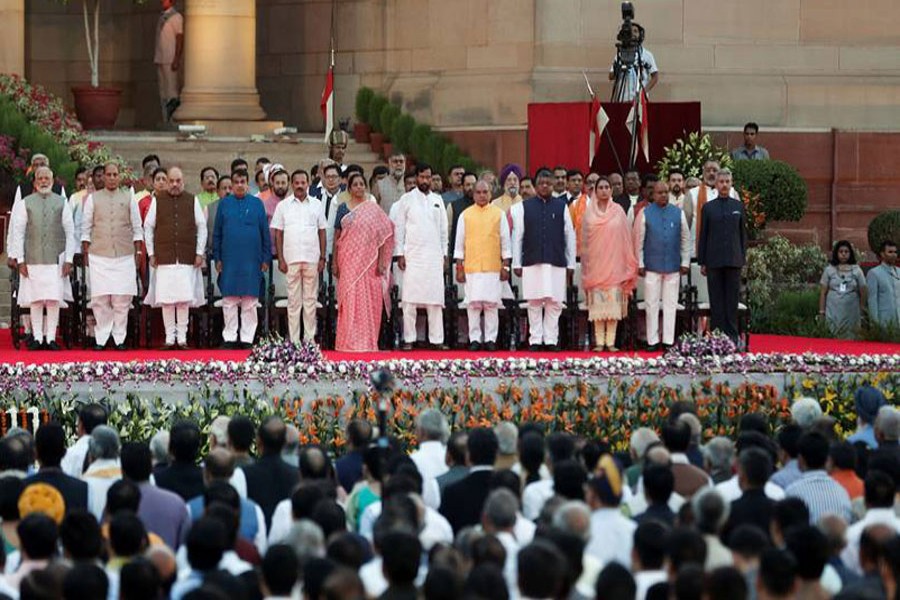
[613,2,644,75]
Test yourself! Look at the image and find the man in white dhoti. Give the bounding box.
[10,166,76,351]
[393,163,449,351]
[511,168,576,351]
[453,181,511,351]
[81,162,144,350]
[143,166,207,349]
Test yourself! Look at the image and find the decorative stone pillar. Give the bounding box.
[173,0,266,121]
[0,0,25,76]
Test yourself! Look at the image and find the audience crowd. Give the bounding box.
[0,383,898,600]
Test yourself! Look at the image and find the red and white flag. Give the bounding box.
[589,96,609,165]
[625,89,650,165]
[320,51,335,143]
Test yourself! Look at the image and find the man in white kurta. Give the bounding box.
[10,166,76,350]
[81,163,144,350]
[453,181,512,351]
[143,166,207,349]
[511,169,576,350]
[392,164,449,350]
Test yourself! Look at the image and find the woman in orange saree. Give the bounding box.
[334,172,395,352]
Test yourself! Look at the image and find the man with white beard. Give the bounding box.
[81,162,144,350]
[10,166,76,350]
[686,160,739,256]
[143,166,207,349]
[392,163,449,350]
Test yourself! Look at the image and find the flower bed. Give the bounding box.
[0,339,895,452]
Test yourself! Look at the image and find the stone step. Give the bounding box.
[91,132,384,186]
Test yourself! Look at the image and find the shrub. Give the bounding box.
[656,132,732,180]
[379,103,401,141]
[751,289,834,337]
[746,235,827,327]
[355,87,374,123]
[409,123,433,158]
[424,135,447,169]
[440,143,462,178]
[391,114,415,154]
[0,97,78,188]
[367,95,388,132]
[732,160,808,223]
[867,211,900,254]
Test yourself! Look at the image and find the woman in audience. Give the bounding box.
[818,240,867,339]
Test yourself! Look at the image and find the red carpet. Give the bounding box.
[0,330,896,365]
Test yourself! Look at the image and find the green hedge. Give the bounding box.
[355,87,481,173]
[732,159,808,222]
[868,211,900,254]
[0,98,78,188]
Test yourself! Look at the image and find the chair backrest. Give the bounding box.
[573,261,585,302]
[691,263,709,304]
[272,260,288,299]
[634,275,645,302]
[209,264,222,297]
[392,260,403,296]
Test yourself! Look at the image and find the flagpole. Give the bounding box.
[582,71,624,176]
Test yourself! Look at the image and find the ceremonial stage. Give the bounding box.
[0,329,895,448]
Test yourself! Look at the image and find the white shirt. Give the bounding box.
[609,47,658,101]
[496,530,520,600]
[176,548,252,580]
[410,441,449,510]
[510,200,576,270]
[82,458,123,520]
[635,205,691,270]
[270,194,326,265]
[841,507,900,574]
[715,475,786,503]
[62,435,91,478]
[80,190,144,245]
[585,507,637,568]
[514,513,536,544]
[522,478,555,521]
[452,205,513,263]
[392,188,449,305]
[635,569,667,600]
[268,498,293,546]
[358,500,453,550]
[9,192,77,264]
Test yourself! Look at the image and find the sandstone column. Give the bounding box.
[0,0,25,76]
[173,0,266,121]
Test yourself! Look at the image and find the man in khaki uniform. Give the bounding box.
[155,0,184,122]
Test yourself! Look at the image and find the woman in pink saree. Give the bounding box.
[581,175,639,352]
[334,172,395,352]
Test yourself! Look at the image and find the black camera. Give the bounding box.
[615,2,643,69]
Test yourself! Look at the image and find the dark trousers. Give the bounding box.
[707,267,741,342]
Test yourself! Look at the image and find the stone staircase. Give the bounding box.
[91,131,383,188]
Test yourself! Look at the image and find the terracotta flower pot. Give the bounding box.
[370,132,385,156]
[382,142,393,160]
[71,86,122,130]
[353,122,371,143]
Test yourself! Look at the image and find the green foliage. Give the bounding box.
[379,103,401,140]
[656,132,732,180]
[752,289,834,337]
[440,143,462,177]
[859,319,900,343]
[747,235,827,332]
[867,211,900,254]
[391,114,416,154]
[409,123,433,157]
[355,87,374,123]
[732,160,808,223]
[0,97,78,188]
[424,135,447,170]
[367,95,388,132]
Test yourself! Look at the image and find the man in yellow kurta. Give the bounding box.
[453,181,512,351]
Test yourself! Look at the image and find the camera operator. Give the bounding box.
[608,21,659,102]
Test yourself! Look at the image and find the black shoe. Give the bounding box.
[646,343,660,352]
[484,342,497,351]
[400,343,414,351]
[544,344,560,352]
[220,341,237,350]
[24,333,34,345]
[468,342,482,351]
[27,339,43,351]
[528,344,543,352]
[239,342,253,350]
[115,343,128,351]
[161,343,177,351]
[92,343,106,351]
[45,341,60,351]
[432,343,450,351]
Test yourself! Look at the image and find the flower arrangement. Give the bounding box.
[655,132,733,181]
[0,74,134,182]
[248,336,325,365]
[741,188,767,240]
[0,371,894,453]
[666,331,738,358]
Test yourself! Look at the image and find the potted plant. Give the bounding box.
[62,0,143,129]
[354,87,374,143]
[367,94,388,155]
[379,103,401,159]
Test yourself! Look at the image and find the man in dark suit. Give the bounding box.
[722,447,775,542]
[243,416,300,529]
[154,420,205,502]
[440,427,499,534]
[635,463,676,526]
[27,422,88,513]
[697,167,747,344]
[613,169,641,215]
[334,419,372,494]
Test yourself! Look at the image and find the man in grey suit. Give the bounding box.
[697,168,747,344]
[867,240,899,328]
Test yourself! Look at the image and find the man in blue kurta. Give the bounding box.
[213,169,271,349]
